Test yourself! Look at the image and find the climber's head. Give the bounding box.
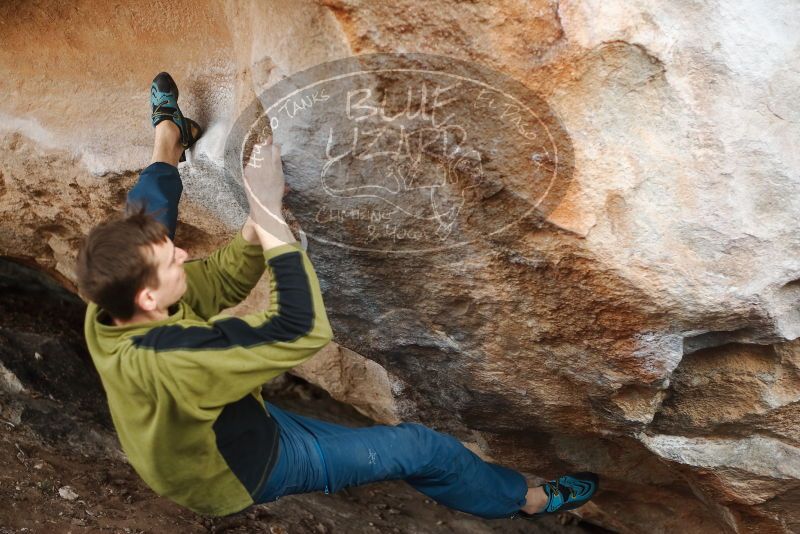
[76,206,188,323]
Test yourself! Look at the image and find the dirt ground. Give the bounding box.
[0,258,607,534]
[0,386,603,534]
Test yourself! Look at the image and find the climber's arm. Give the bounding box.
[181,218,267,320]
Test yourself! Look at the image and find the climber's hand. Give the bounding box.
[243,137,287,233]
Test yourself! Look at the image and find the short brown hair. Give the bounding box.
[76,206,168,320]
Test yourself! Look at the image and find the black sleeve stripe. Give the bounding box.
[131,252,314,352]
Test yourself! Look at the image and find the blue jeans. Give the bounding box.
[127,162,182,240]
[257,403,528,519]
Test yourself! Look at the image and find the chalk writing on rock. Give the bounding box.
[225,53,574,254]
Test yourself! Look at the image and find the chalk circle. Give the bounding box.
[224,53,574,254]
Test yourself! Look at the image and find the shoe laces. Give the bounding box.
[546,480,576,503]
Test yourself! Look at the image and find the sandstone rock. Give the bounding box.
[58,485,79,501]
[2,1,799,532]
[0,361,25,395]
[294,345,403,425]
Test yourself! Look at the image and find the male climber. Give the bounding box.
[76,72,598,521]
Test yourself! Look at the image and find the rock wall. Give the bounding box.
[2,1,799,532]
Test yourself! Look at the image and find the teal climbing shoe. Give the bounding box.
[150,72,203,160]
[517,472,599,520]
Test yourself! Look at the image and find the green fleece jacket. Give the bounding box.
[84,232,333,516]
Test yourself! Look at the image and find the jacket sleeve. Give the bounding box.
[132,243,334,410]
[182,230,267,320]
